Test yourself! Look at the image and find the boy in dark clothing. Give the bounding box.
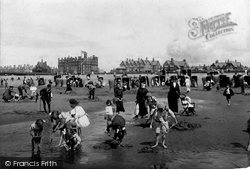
[108,112,126,146]
[86,81,96,100]
[65,79,73,93]
[40,84,52,113]
[223,84,234,106]
[30,119,44,151]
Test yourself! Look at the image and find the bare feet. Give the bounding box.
[151,144,158,148]
[247,145,250,151]
[162,144,167,149]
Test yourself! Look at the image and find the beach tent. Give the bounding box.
[159,75,166,86]
[219,75,230,87]
[140,76,149,87]
[191,76,198,87]
[122,77,131,91]
[178,75,186,86]
[152,76,160,87]
[233,74,242,88]
[38,78,45,86]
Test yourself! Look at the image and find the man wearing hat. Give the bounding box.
[151,103,178,148]
[40,84,52,113]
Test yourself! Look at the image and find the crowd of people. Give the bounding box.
[3,71,250,155]
[26,75,183,153]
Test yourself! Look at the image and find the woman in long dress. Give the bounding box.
[167,78,180,114]
[114,83,125,113]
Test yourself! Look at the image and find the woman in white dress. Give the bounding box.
[69,99,90,129]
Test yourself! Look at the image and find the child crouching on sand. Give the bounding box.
[30,119,45,151]
[104,100,114,136]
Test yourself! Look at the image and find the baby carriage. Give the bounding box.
[179,94,196,116]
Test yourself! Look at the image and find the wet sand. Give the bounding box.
[0,82,250,169]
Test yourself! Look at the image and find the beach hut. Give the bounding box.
[38,78,45,86]
[219,75,230,87]
[191,76,198,87]
[159,75,166,86]
[122,77,131,91]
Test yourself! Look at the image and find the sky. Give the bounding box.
[1,0,250,71]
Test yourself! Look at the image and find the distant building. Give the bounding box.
[119,58,161,73]
[32,59,52,73]
[58,51,98,75]
[210,59,244,71]
[0,64,33,73]
[163,58,189,72]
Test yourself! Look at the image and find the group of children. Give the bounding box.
[104,99,126,146]
[29,80,236,154]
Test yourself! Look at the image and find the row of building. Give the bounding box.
[0,64,34,73]
[0,50,98,75]
[116,58,247,73]
[0,50,248,75]
[0,60,58,74]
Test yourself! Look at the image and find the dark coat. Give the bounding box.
[167,82,180,100]
[136,88,148,103]
[114,87,123,99]
[3,89,14,100]
[223,88,234,97]
[167,82,180,113]
[40,88,51,101]
[112,114,126,127]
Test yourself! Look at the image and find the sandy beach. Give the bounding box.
[0,75,250,169]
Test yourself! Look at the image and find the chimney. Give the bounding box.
[81,51,87,58]
[171,58,174,62]
[153,58,155,61]
[146,57,148,60]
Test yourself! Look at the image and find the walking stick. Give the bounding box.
[39,97,42,112]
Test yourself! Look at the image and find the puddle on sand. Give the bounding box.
[0,119,108,166]
[164,151,250,169]
[0,98,214,167]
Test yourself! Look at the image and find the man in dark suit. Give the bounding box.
[40,84,52,113]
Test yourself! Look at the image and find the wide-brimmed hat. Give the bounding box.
[69,98,79,105]
[157,103,165,109]
[146,92,152,97]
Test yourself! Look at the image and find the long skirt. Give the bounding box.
[138,101,147,117]
[168,97,178,113]
[116,100,125,112]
